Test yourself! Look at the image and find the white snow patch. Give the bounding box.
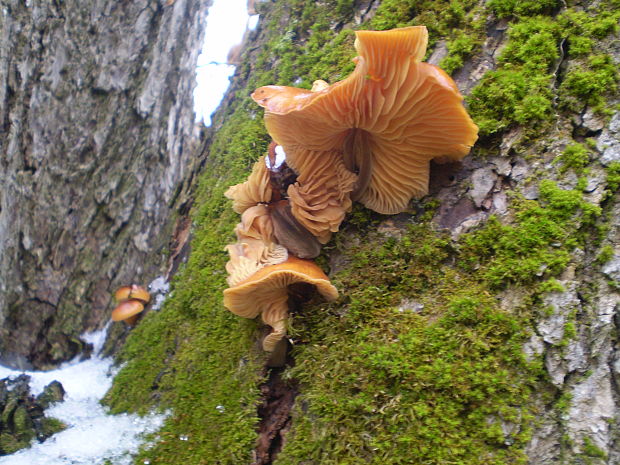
[248,14,260,30]
[194,0,255,125]
[265,145,286,170]
[148,275,170,311]
[0,327,167,465]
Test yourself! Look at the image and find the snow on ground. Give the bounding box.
[0,327,167,465]
[194,0,260,124]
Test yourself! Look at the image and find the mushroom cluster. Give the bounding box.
[223,25,477,354]
[111,285,151,326]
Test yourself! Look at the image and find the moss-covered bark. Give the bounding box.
[106,0,620,464]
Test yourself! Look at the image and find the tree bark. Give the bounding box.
[0,0,209,369]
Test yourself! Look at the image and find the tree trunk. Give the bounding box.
[0,0,209,369]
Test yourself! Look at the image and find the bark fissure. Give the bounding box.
[252,361,298,465]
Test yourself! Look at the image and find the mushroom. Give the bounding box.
[114,284,151,304]
[251,26,478,216]
[226,152,323,257]
[223,256,338,352]
[111,300,145,326]
[112,285,151,326]
[285,148,357,243]
[225,156,273,214]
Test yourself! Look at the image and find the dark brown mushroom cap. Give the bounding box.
[252,26,478,215]
[269,200,322,258]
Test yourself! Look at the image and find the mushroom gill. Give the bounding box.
[225,204,288,287]
[285,148,357,243]
[226,147,323,258]
[251,25,478,215]
[223,256,338,351]
[225,156,273,214]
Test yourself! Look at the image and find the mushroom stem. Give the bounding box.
[260,299,289,352]
[343,129,373,201]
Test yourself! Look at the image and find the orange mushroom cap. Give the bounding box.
[111,299,145,325]
[252,26,478,215]
[114,285,150,304]
[223,256,338,351]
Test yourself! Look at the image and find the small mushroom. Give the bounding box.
[111,299,145,326]
[225,239,289,287]
[223,256,338,352]
[235,204,276,244]
[112,285,150,326]
[226,204,289,286]
[252,26,478,215]
[114,285,151,304]
[285,148,357,243]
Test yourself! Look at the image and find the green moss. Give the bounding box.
[537,278,565,294]
[555,391,572,414]
[557,143,591,174]
[487,0,559,18]
[605,161,620,194]
[581,437,607,459]
[468,4,620,137]
[560,54,619,112]
[39,417,66,437]
[596,245,614,265]
[0,406,36,454]
[440,31,477,75]
[273,222,539,464]
[276,181,600,463]
[467,16,558,136]
[460,181,600,288]
[559,311,578,347]
[371,0,478,32]
[559,9,620,56]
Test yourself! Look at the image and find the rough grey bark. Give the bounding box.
[0,0,209,369]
